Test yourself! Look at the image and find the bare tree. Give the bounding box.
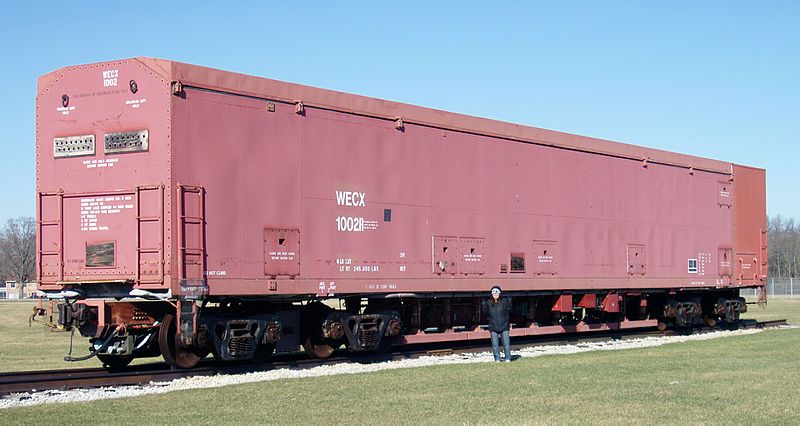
[768,215,800,278]
[0,217,36,298]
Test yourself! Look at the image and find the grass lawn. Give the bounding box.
[1,298,798,424]
[0,301,113,372]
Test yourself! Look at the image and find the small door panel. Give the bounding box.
[735,252,758,281]
[433,235,459,274]
[264,228,300,276]
[718,248,732,277]
[459,237,485,275]
[717,181,732,207]
[627,244,646,276]
[532,240,558,275]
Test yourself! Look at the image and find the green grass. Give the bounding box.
[1,298,799,423]
[742,296,800,323]
[0,301,93,372]
[0,301,163,372]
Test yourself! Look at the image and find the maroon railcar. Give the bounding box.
[35,58,767,368]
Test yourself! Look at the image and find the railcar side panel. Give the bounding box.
[171,87,303,293]
[168,85,736,296]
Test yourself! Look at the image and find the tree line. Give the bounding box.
[768,215,799,278]
[0,217,35,299]
[0,214,796,298]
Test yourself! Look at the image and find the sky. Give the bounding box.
[0,1,797,225]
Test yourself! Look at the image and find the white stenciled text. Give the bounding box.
[103,69,119,87]
[337,216,364,232]
[336,190,365,207]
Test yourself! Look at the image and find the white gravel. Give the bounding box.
[1,326,788,409]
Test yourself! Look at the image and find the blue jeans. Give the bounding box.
[490,330,511,361]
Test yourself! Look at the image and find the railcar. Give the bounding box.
[34,58,767,368]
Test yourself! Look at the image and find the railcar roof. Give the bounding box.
[40,57,738,174]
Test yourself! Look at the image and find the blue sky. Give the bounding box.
[0,1,797,225]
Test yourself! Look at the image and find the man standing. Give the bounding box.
[481,286,512,362]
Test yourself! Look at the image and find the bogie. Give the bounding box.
[43,290,753,368]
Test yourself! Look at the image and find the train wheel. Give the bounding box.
[302,302,337,359]
[375,335,395,354]
[252,343,275,363]
[159,313,202,369]
[657,320,668,331]
[97,354,133,370]
[704,315,717,328]
[303,338,336,359]
[723,310,740,325]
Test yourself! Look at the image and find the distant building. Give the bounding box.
[3,281,37,299]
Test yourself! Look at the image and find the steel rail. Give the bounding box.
[0,319,787,396]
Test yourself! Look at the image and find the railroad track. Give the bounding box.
[0,319,788,397]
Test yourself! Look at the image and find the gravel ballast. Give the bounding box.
[0,327,781,409]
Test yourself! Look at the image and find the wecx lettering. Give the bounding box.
[336,191,366,207]
[336,190,367,232]
[102,69,119,87]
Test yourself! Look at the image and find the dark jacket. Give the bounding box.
[481,297,512,332]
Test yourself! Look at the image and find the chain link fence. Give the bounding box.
[739,277,797,299]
